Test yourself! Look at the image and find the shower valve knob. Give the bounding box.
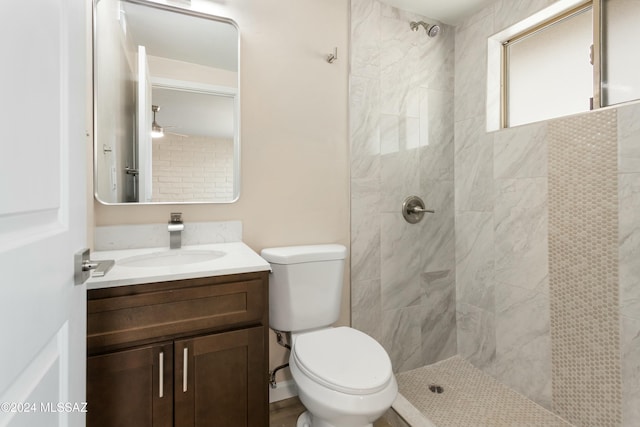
[402,196,434,224]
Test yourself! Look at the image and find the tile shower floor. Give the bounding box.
[396,356,574,427]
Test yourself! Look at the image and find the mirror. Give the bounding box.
[93,0,239,204]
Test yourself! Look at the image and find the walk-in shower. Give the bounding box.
[410,20,440,37]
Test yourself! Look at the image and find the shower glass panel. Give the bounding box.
[601,0,640,106]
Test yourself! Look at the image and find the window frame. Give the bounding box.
[500,1,597,129]
[489,0,625,130]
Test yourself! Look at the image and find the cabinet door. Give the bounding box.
[87,342,173,427]
[175,326,267,427]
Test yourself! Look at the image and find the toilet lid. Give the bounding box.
[293,327,393,395]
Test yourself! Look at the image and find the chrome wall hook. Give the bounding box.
[327,47,338,63]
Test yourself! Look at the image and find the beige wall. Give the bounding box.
[90,0,350,378]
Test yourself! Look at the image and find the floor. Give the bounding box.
[269,397,393,427]
[270,355,572,427]
[396,356,575,427]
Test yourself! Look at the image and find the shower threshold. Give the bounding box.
[391,356,574,427]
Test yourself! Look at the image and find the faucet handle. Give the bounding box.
[170,212,183,224]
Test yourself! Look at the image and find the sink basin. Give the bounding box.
[118,249,226,268]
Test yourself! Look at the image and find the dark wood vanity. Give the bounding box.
[86,271,269,427]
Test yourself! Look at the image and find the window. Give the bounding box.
[488,0,640,129]
[505,5,593,127]
[601,0,640,106]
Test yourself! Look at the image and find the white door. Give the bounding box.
[0,1,87,426]
[138,45,153,203]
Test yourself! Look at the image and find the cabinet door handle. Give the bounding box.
[183,347,188,393]
[159,351,164,398]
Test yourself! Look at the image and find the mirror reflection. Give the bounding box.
[94,0,239,204]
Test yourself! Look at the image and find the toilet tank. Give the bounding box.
[261,244,347,333]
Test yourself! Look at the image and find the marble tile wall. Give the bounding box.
[351,0,639,423]
[350,0,457,373]
[618,102,640,426]
[455,117,553,407]
[454,0,556,408]
[454,0,640,425]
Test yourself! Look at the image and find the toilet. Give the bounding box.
[261,244,397,427]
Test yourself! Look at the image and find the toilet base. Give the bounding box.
[296,410,374,427]
[296,411,311,427]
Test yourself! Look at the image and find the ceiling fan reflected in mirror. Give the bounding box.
[151,105,188,138]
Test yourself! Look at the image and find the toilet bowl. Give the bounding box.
[260,244,397,427]
[290,327,397,427]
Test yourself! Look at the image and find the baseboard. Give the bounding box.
[269,380,298,403]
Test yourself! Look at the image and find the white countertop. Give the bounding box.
[87,242,271,290]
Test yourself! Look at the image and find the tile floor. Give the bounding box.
[269,397,393,427]
[270,356,576,427]
[396,356,574,427]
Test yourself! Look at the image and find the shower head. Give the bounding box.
[427,24,440,38]
[410,21,440,38]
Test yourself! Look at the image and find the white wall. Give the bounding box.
[152,135,234,202]
[148,55,238,88]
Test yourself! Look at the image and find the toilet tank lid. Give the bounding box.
[261,244,347,264]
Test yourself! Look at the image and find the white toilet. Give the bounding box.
[261,244,397,427]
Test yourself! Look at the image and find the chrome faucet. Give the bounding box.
[168,212,184,249]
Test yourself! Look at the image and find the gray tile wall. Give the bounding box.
[454,1,640,425]
[618,103,640,426]
[350,0,640,424]
[454,0,557,407]
[350,0,457,372]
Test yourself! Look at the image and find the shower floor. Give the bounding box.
[395,356,574,427]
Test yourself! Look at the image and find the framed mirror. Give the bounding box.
[93,0,240,204]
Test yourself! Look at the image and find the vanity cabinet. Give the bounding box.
[174,327,265,427]
[86,271,269,427]
[87,342,173,427]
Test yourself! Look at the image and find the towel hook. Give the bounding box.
[327,47,338,64]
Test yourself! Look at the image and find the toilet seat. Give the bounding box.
[292,327,393,395]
